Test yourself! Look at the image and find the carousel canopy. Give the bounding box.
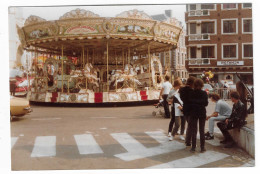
[18,9,183,57]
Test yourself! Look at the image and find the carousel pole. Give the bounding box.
[92,48,94,65]
[87,48,89,64]
[61,45,64,93]
[168,47,171,83]
[115,50,117,70]
[128,47,130,65]
[106,40,109,92]
[83,47,85,68]
[148,42,151,88]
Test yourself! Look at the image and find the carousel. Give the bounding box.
[17,9,182,104]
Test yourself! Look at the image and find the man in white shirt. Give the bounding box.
[159,75,172,118]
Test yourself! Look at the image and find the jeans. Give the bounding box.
[190,116,206,149]
[162,94,170,118]
[168,106,175,133]
[208,115,229,135]
[217,121,235,142]
[185,114,192,145]
[172,116,185,136]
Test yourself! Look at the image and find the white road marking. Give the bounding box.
[74,134,103,155]
[147,151,229,168]
[112,131,185,161]
[31,136,56,157]
[31,118,61,121]
[100,127,107,130]
[11,137,18,149]
[145,131,168,144]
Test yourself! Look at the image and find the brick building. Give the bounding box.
[185,3,253,85]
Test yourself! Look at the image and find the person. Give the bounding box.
[179,76,196,146]
[159,75,172,118]
[189,79,209,152]
[167,79,183,137]
[205,93,232,140]
[223,81,229,100]
[169,89,185,141]
[217,91,247,148]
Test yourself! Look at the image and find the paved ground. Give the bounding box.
[10,100,255,170]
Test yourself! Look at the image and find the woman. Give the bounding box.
[189,79,209,152]
[167,79,182,137]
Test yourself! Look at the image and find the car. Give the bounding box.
[10,96,32,121]
[203,84,214,96]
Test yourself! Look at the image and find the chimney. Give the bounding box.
[165,10,172,18]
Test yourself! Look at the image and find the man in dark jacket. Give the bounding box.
[179,76,196,146]
[217,91,247,148]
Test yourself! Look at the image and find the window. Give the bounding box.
[202,46,215,58]
[243,3,252,8]
[223,45,237,58]
[201,4,215,9]
[222,3,237,9]
[243,44,253,58]
[190,23,196,34]
[201,22,214,33]
[243,19,252,33]
[190,4,196,10]
[223,20,237,33]
[190,47,197,58]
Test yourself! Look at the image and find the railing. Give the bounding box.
[188,34,210,41]
[213,88,236,100]
[188,58,211,65]
[188,10,210,16]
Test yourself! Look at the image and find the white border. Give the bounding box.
[188,44,217,59]
[221,18,238,35]
[242,18,253,34]
[188,19,217,35]
[222,43,238,59]
[242,43,253,59]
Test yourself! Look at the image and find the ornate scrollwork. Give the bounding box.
[164,17,182,28]
[24,15,47,26]
[59,8,100,20]
[116,9,152,20]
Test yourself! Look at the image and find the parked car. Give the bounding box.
[10,96,32,121]
[203,84,214,96]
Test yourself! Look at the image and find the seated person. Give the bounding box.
[217,91,247,148]
[205,94,232,140]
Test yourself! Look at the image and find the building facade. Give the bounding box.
[185,3,253,84]
[152,10,188,80]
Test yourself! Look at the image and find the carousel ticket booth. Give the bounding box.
[17,9,182,104]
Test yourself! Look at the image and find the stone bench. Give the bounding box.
[229,114,255,157]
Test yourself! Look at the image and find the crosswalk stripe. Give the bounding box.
[31,136,56,157]
[113,131,185,161]
[11,137,18,149]
[145,131,168,144]
[111,133,147,152]
[147,150,229,168]
[74,134,103,155]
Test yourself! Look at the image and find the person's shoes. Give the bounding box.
[179,135,185,141]
[220,139,229,144]
[224,141,235,148]
[176,132,180,135]
[204,131,210,137]
[190,148,196,152]
[168,132,172,137]
[186,143,191,147]
[169,136,174,141]
[200,147,206,153]
[205,135,214,140]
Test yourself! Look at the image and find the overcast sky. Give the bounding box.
[18,4,186,27]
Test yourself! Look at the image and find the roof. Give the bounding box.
[151,14,168,21]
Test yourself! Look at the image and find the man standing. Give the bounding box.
[223,81,229,100]
[217,91,247,148]
[160,75,172,118]
[205,94,232,140]
[179,76,196,146]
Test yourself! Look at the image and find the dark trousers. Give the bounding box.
[162,94,170,118]
[190,116,206,149]
[217,121,235,142]
[168,106,175,133]
[185,114,192,145]
[172,116,185,136]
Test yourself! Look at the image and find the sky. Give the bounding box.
[18,4,186,27]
